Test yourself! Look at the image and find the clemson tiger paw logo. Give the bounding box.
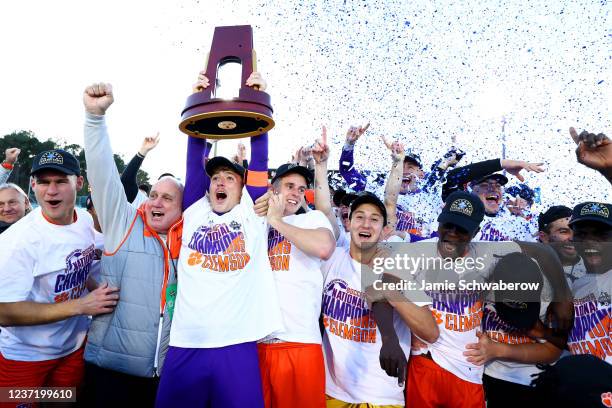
[188,251,203,266]
[602,392,612,408]
[432,310,443,325]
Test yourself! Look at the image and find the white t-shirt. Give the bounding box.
[0,207,96,361]
[267,210,333,344]
[410,238,521,384]
[567,269,612,364]
[321,247,411,405]
[483,274,553,385]
[170,187,284,348]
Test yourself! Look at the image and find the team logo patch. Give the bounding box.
[580,202,609,218]
[39,151,63,166]
[449,199,473,216]
[598,291,611,307]
[229,221,241,231]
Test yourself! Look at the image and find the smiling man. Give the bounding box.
[566,202,612,364]
[0,183,31,234]
[538,205,586,284]
[0,149,119,401]
[257,162,335,408]
[82,83,184,406]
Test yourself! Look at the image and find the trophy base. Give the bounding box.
[180,109,274,140]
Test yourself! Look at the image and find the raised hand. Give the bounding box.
[569,127,612,172]
[139,132,161,157]
[390,141,405,164]
[312,126,330,163]
[345,123,370,145]
[192,70,210,93]
[83,83,114,116]
[245,71,267,91]
[501,159,545,182]
[4,148,20,164]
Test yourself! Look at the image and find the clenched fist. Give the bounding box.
[83,83,114,116]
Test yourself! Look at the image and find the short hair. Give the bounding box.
[158,173,175,180]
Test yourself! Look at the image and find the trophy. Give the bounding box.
[179,25,275,139]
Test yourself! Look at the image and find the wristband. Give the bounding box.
[1,162,14,170]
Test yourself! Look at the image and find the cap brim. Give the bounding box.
[569,216,612,228]
[205,157,245,178]
[437,212,480,235]
[30,164,79,176]
[271,166,313,185]
[472,174,509,186]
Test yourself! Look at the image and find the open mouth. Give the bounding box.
[287,199,298,206]
[582,247,603,265]
[151,211,164,219]
[357,231,372,239]
[46,200,61,208]
[215,191,227,200]
[485,194,500,205]
[442,239,458,253]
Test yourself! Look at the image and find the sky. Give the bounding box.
[0,0,610,209]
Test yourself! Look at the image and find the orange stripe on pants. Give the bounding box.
[406,355,484,408]
[257,342,325,408]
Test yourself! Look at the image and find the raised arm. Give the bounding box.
[0,148,19,184]
[382,139,405,233]
[442,158,544,201]
[121,132,159,203]
[570,127,612,185]
[183,137,212,210]
[83,83,138,251]
[312,126,340,239]
[339,124,370,191]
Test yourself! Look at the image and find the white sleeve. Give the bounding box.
[84,113,138,251]
[0,230,35,302]
[304,210,334,233]
[0,165,11,184]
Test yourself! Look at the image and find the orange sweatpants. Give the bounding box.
[257,342,326,408]
[406,355,485,408]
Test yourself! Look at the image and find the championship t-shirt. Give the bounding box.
[170,187,284,348]
[567,269,612,364]
[410,238,521,384]
[321,247,411,405]
[0,207,96,361]
[267,210,333,344]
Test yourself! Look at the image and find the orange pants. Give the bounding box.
[406,355,485,408]
[258,342,325,408]
[0,346,84,408]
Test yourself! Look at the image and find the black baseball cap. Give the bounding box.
[205,156,246,178]
[30,149,80,176]
[341,192,359,207]
[470,173,509,186]
[493,252,543,330]
[538,205,572,231]
[404,150,422,169]
[349,192,387,225]
[271,163,313,186]
[437,191,485,236]
[569,202,612,228]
